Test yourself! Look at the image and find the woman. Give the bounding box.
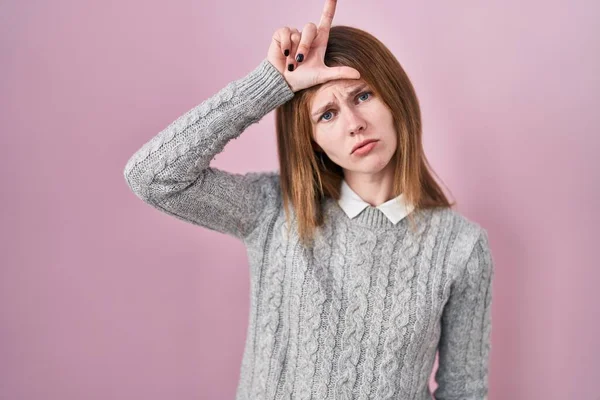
[123,1,494,399]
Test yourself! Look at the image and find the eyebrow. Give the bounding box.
[311,84,370,118]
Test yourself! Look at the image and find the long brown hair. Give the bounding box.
[275,25,455,247]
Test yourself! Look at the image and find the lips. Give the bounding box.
[352,139,379,154]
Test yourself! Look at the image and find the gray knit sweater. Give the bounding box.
[123,59,494,400]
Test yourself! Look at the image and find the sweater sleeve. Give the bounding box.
[433,229,494,400]
[123,59,295,240]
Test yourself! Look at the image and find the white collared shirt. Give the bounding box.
[337,179,415,225]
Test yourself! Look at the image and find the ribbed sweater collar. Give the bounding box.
[323,196,418,230]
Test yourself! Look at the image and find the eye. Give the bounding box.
[318,91,374,123]
[320,111,334,121]
[358,91,372,102]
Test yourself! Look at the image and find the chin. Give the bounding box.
[339,153,395,174]
[359,156,392,170]
[344,163,389,175]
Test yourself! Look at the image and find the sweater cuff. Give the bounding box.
[236,58,295,115]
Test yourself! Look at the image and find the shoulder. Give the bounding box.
[243,170,282,200]
[241,171,287,229]
[415,206,485,240]
[447,207,486,242]
[244,169,280,185]
[420,207,490,276]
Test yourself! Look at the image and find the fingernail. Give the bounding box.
[288,64,294,71]
[284,49,290,56]
[296,53,304,62]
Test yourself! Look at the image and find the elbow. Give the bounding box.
[123,161,154,203]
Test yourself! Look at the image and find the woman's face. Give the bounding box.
[309,79,398,179]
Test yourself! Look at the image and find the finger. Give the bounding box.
[287,29,301,71]
[318,0,337,35]
[276,27,292,58]
[295,23,317,63]
[319,66,361,83]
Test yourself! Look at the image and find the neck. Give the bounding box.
[343,160,396,206]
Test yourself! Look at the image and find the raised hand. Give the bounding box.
[266,0,361,92]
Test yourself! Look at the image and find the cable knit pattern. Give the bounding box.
[123,59,495,400]
[335,229,376,399]
[315,221,348,400]
[375,212,430,399]
[355,233,395,400]
[294,224,330,400]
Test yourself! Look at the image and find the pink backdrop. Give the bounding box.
[1,1,598,399]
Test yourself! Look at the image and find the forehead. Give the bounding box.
[311,79,368,101]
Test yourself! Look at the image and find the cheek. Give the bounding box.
[315,132,337,152]
[383,115,397,146]
[388,130,398,150]
[384,135,397,159]
[324,141,343,159]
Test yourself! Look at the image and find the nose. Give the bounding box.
[344,108,366,135]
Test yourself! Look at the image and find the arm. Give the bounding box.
[123,59,295,241]
[433,229,495,400]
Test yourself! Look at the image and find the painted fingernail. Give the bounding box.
[296,53,304,62]
[288,64,294,71]
[284,49,290,56]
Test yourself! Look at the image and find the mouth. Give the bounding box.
[351,139,379,154]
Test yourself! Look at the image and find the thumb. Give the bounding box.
[319,66,361,83]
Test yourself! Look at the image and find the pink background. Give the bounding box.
[1,1,598,399]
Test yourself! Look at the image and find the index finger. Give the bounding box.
[317,0,337,34]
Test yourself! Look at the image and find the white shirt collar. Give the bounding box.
[337,179,415,225]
